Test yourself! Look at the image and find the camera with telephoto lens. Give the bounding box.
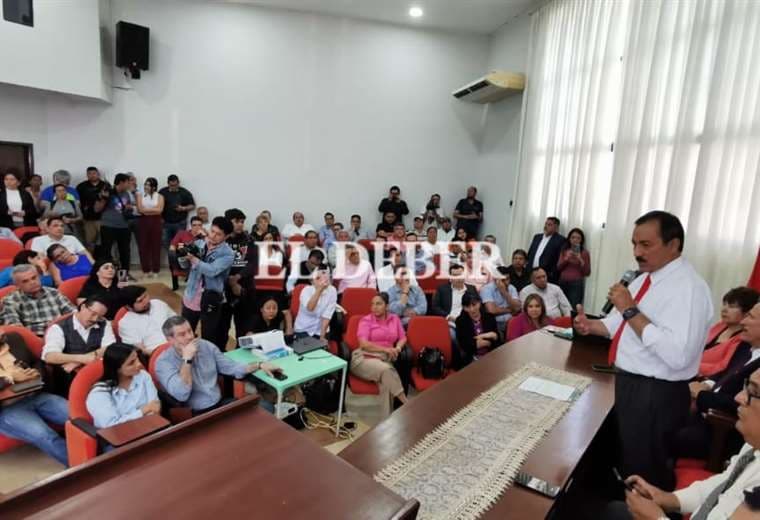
[177,242,202,258]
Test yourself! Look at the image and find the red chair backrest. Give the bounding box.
[113,306,128,337]
[554,316,572,328]
[68,360,104,422]
[344,314,364,352]
[506,318,518,341]
[288,234,305,243]
[255,265,286,291]
[290,284,307,318]
[148,342,171,385]
[0,238,23,259]
[0,325,44,358]
[13,226,39,240]
[0,285,17,300]
[0,258,12,270]
[58,275,88,304]
[417,272,445,295]
[24,238,34,250]
[407,316,453,366]
[341,288,377,318]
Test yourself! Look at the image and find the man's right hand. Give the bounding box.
[182,341,198,361]
[625,475,678,511]
[141,400,161,415]
[573,304,592,335]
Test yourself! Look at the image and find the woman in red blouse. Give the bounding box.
[557,227,591,308]
[350,293,411,414]
[507,294,554,341]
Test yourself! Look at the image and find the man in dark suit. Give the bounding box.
[431,264,478,368]
[672,301,760,459]
[526,217,566,283]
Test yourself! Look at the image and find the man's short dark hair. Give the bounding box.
[12,250,39,266]
[427,226,437,233]
[351,214,361,221]
[114,173,130,186]
[307,250,325,262]
[324,212,334,218]
[449,264,464,275]
[304,230,318,239]
[211,216,233,235]
[167,174,179,183]
[79,295,110,311]
[390,185,400,192]
[547,217,560,227]
[723,287,760,313]
[86,166,98,173]
[224,208,246,221]
[190,216,203,225]
[635,210,685,252]
[405,232,416,238]
[333,222,344,230]
[47,216,64,226]
[121,285,148,307]
[496,265,510,278]
[512,249,528,259]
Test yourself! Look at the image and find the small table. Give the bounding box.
[97,414,171,447]
[0,381,44,403]
[225,348,348,437]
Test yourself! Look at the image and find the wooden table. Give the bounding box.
[340,331,615,519]
[0,396,418,520]
[97,414,170,447]
[0,381,43,402]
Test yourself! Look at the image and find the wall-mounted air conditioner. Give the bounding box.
[452,71,525,103]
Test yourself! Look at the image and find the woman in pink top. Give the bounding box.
[557,228,591,308]
[507,293,554,341]
[350,293,410,415]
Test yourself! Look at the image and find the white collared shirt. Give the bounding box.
[118,299,176,354]
[600,257,713,381]
[533,234,551,268]
[377,264,417,293]
[31,234,88,255]
[674,444,760,517]
[42,315,117,360]
[282,223,315,239]
[519,283,572,318]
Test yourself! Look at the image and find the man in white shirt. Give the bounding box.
[288,230,320,267]
[31,216,92,261]
[519,268,572,318]
[293,270,337,341]
[575,211,713,491]
[281,211,315,239]
[377,246,418,293]
[607,365,760,520]
[438,218,455,243]
[118,286,176,356]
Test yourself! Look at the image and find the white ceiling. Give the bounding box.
[226,0,539,34]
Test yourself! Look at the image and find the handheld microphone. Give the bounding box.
[601,270,639,315]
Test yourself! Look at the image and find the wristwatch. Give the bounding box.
[622,306,640,321]
[183,358,193,365]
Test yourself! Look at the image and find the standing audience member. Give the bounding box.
[159,174,195,252]
[318,212,337,247]
[387,266,427,325]
[557,227,591,307]
[76,166,109,251]
[519,268,572,319]
[47,244,92,285]
[0,332,69,466]
[574,210,713,491]
[504,249,531,292]
[86,343,161,428]
[136,177,165,279]
[168,216,207,290]
[220,209,258,342]
[455,293,499,365]
[351,293,411,414]
[378,186,409,225]
[1,264,75,336]
[42,184,83,239]
[97,173,132,275]
[124,174,140,254]
[40,170,79,205]
[281,211,314,239]
[0,250,54,288]
[480,266,521,335]
[0,172,38,229]
[293,270,337,341]
[77,260,126,320]
[31,216,91,260]
[421,193,447,229]
[527,216,566,283]
[336,246,377,295]
[507,294,554,341]
[24,173,44,213]
[349,214,371,241]
[117,286,176,357]
[453,186,483,239]
[178,216,234,350]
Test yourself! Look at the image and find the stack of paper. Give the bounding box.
[518,376,576,401]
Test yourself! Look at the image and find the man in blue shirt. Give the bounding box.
[155,316,280,414]
[39,170,79,204]
[0,250,54,288]
[480,266,521,336]
[318,212,336,248]
[387,266,427,326]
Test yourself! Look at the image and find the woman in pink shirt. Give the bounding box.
[507,294,554,341]
[350,293,410,415]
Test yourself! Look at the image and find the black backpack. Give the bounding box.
[302,374,341,415]
[418,347,446,379]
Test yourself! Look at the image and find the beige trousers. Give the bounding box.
[350,349,403,416]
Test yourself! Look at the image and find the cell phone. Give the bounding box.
[572,244,581,253]
[11,379,44,393]
[592,363,617,374]
[273,371,288,381]
[613,467,634,492]
[514,472,561,498]
[117,269,128,283]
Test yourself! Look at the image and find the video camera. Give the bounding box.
[176,242,203,258]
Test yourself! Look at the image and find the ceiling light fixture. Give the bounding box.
[409,6,423,18]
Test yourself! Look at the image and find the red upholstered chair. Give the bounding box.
[255,264,286,292]
[343,314,379,396]
[13,226,39,240]
[506,318,518,342]
[0,285,17,299]
[0,258,12,270]
[65,360,105,466]
[24,238,35,250]
[406,316,454,392]
[290,284,307,320]
[554,316,572,328]
[113,306,128,339]
[417,271,444,297]
[288,234,305,243]
[58,275,88,304]
[340,287,377,327]
[0,238,23,259]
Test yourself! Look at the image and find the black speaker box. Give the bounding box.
[116,21,149,71]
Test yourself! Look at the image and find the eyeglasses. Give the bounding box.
[744,379,760,405]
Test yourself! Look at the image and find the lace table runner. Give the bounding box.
[375,362,591,520]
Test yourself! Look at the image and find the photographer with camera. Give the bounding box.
[178,216,235,351]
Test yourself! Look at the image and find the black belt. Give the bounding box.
[615,368,689,385]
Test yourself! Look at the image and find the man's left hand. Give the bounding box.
[609,283,636,312]
[258,362,282,378]
[187,253,200,266]
[625,490,666,520]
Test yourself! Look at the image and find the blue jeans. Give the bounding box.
[163,221,187,248]
[0,393,69,467]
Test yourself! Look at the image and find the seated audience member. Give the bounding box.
[42,183,84,238]
[0,226,22,244]
[375,211,398,237]
[420,226,444,260]
[455,227,470,242]
[421,193,447,229]
[336,246,377,295]
[0,172,38,229]
[78,259,126,320]
[463,250,492,291]
[1,264,76,336]
[30,216,92,260]
[260,232,284,266]
[387,266,427,325]
[606,365,760,520]
[672,301,760,460]
[42,296,114,375]
[293,270,337,341]
[281,211,314,239]
[155,316,281,415]
[349,214,371,241]
[377,246,418,293]
[389,222,407,245]
[519,268,571,319]
[86,342,161,429]
[0,250,54,288]
[351,293,411,413]
[47,244,93,285]
[699,287,759,377]
[117,286,176,357]
[286,249,327,293]
[195,206,209,225]
[431,264,479,327]
[327,228,351,269]
[480,266,521,335]
[411,215,427,239]
[250,213,272,242]
[504,249,531,291]
[259,210,280,240]
[438,217,455,242]
[456,293,499,366]
[39,169,79,204]
[507,294,554,341]
[557,227,591,308]
[319,213,337,248]
[479,241,505,276]
[0,332,69,466]
[289,230,320,266]
[378,185,410,224]
[244,296,294,339]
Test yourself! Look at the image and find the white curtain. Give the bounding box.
[512,0,760,311]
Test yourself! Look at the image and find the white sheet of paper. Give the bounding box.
[518,376,575,402]
[256,330,286,353]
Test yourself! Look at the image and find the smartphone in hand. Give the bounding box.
[613,467,634,492]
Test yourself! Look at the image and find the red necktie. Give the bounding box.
[608,274,652,365]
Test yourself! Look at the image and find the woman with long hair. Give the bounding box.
[47,244,93,285]
[557,227,591,307]
[455,292,499,365]
[86,343,161,428]
[507,294,555,341]
[136,177,165,278]
[77,259,126,319]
